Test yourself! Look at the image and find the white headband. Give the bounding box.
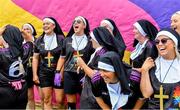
[23,24,34,34]
[133,22,147,37]
[98,61,115,72]
[175,11,180,15]
[101,20,114,31]
[43,18,55,24]
[90,32,99,45]
[156,30,178,46]
[75,16,87,27]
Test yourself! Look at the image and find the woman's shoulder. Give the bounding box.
[23,41,33,49]
[64,36,72,41]
[35,35,42,41]
[34,35,44,44]
[0,48,11,61]
[146,40,156,48]
[57,34,64,40]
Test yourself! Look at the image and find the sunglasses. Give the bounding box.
[155,38,171,45]
[73,19,82,24]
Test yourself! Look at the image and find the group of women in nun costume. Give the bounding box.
[0,11,180,110]
[21,23,38,109]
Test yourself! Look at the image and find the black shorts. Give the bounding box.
[38,67,63,89]
[54,81,64,89]
[80,76,101,109]
[26,68,34,88]
[0,82,28,109]
[64,71,84,94]
[39,66,55,87]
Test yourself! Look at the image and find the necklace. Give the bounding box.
[159,57,175,83]
[74,35,85,51]
[73,35,84,68]
[44,34,55,50]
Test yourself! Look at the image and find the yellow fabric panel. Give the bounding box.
[0,0,43,37]
[0,0,130,62]
[123,50,131,64]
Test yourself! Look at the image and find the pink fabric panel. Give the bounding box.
[13,0,159,51]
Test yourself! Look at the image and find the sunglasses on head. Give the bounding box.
[155,38,171,45]
[73,19,82,24]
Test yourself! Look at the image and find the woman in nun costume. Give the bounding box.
[56,16,94,109]
[21,23,37,110]
[0,25,27,109]
[32,17,64,109]
[171,11,180,35]
[97,51,131,109]
[129,19,158,109]
[77,27,123,109]
[141,28,180,109]
[100,18,126,59]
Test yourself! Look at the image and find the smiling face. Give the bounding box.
[43,20,55,35]
[171,14,180,35]
[155,35,176,59]
[99,69,118,84]
[73,17,86,36]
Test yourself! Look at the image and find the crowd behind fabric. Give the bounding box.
[0,11,180,110]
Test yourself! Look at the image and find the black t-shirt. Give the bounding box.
[0,48,25,85]
[148,67,180,109]
[80,47,108,109]
[34,35,64,71]
[22,41,34,72]
[91,77,112,108]
[61,36,94,73]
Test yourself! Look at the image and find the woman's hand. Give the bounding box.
[76,57,86,68]
[76,57,85,74]
[141,57,155,72]
[33,74,40,84]
[54,72,62,87]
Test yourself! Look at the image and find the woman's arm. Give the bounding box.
[77,57,94,78]
[56,57,65,79]
[32,53,40,84]
[140,57,154,98]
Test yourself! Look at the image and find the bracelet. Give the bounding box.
[139,97,148,101]
[55,70,60,73]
